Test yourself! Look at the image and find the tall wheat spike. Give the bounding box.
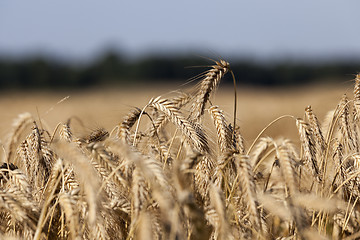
[353,73,360,121]
[191,60,230,121]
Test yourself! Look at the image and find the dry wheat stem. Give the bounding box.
[247,115,295,155]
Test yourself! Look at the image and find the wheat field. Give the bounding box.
[0,60,359,239]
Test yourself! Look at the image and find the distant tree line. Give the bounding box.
[0,52,359,89]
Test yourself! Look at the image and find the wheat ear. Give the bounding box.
[191,60,230,121]
[353,73,360,121]
[235,154,262,232]
[148,91,190,138]
[118,107,142,143]
[338,95,357,151]
[208,182,234,240]
[58,192,81,240]
[305,106,326,152]
[276,144,298,195]
[59,120,73,143]
[150,97,209,154]
[296,118,321,181]
[208,105,235,153]
[7,112,33,163]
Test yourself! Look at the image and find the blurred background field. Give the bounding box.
[0,82,352,149]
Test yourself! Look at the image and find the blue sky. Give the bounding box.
[0,1,359,61]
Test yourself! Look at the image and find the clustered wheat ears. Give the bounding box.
[0,61,360,239]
